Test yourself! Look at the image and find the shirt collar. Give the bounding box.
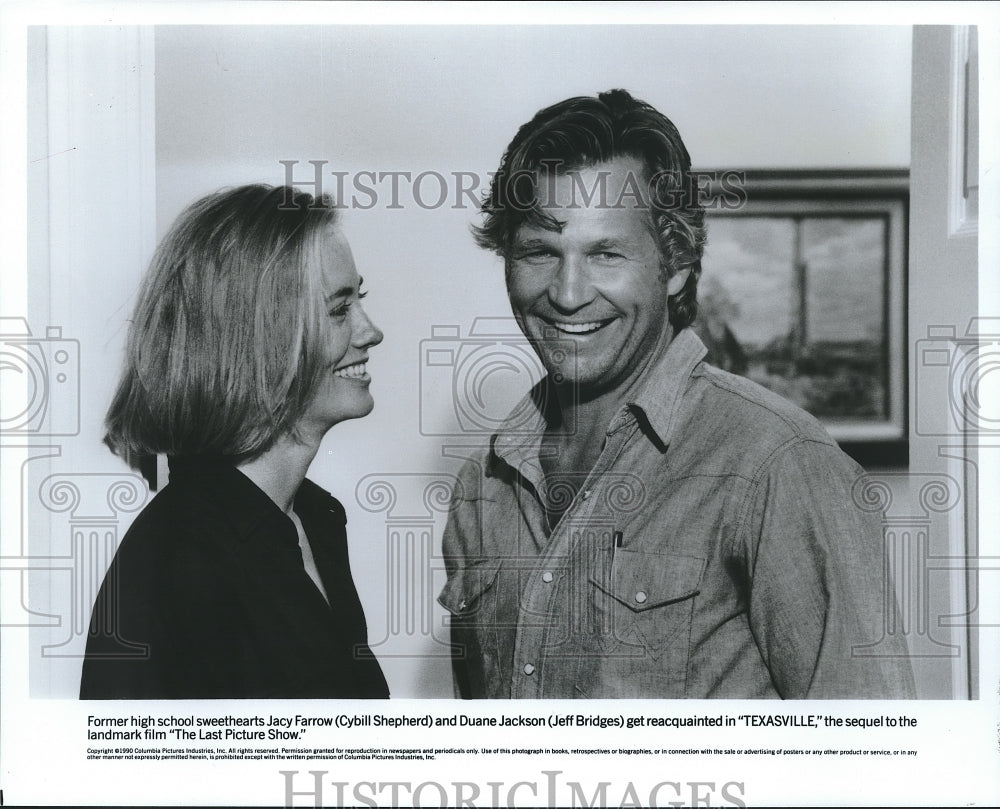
[165,456,341,540]
[628,327,707,449]
[488,382,552,488]
[491,327,708,468]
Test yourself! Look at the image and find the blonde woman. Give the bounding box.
[81,185,388,699]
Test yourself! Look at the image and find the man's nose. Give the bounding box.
[547,256,591,311]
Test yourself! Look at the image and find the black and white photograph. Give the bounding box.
[0,1,998,806]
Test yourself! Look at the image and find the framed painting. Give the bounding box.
[695,170,908,466]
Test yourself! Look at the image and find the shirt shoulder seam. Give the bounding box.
[694,364,837,445]
[730,436,836,558]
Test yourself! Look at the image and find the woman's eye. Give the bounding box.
[329,289,367,318]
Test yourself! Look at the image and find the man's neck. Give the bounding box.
[549,389,623,447]
[549,329,675,445]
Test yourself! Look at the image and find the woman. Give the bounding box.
[80,184,389,699]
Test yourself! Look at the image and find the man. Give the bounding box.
[439,89,915,699]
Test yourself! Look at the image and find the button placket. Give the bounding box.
[511,459,614,697]
[509,410,637,697]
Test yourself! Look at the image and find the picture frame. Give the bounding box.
[696,169,908,467]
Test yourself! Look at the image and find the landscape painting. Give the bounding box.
[695,171,907,447]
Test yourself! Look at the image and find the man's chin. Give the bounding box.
[544,371,613,401]
[536,343,614,385]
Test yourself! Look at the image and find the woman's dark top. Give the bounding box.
[80,457,389,699]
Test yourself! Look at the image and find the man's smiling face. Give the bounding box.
[506,156,688,401]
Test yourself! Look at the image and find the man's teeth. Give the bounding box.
[552,320,606,334]
[334,361,368,379]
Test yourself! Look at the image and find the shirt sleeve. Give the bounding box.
[440,481,473,700]
[738,438,916,699]
[439,456,491,700]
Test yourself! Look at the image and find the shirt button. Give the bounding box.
[458,599,467,611]
[582,489,591,500]
[634,591,648,604]
[541,571,554,583]
[523,663,536,676]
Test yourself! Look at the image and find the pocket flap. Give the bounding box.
[590,549,706,611]
[438,561,501,616]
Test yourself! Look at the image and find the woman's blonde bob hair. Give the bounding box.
[105,184,340,464]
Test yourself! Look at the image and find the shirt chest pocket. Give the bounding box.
[589,549,706,659]
[438,561,505,656]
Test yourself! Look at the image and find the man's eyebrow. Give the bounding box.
[590,238,629,251]
[510,237,555,251]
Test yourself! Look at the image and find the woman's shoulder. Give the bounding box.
[135,477,233,527]
[113,481,246,570]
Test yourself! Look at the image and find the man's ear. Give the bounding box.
[666,267,691,296]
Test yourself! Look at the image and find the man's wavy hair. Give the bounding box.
[104,184,339,466]
[473,89,705,331]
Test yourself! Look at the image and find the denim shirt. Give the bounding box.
[439,329,915,699]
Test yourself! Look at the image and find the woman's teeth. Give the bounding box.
[334,361,368,379]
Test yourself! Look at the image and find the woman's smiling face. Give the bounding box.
[296,226,383,435]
